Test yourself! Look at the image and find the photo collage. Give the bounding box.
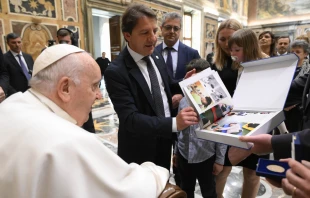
[180,68,234,130]
[179,68,276,136]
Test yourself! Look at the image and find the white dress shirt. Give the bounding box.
[162,40,179,78]
[127,44,178,132]
[10,50,29,71]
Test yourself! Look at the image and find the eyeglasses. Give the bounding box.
[163,25,181,32]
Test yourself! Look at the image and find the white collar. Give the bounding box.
[127,43,146,62]
[163,40,179,51]
[28,89,77,125]
[10,50,22,57]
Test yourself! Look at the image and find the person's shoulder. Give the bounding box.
[22,52,32,57]
[155,42,163,50]
[3,50,11,57]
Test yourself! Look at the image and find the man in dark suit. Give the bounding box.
[155,12,200,184]
[96,52,111,76]
[4,33,34,96]
[156,12,200,81]
[0,46,9,102]
[104,3,198,170]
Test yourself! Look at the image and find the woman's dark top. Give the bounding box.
[211,56,238,97]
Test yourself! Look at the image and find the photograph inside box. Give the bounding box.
[179,54,298,148]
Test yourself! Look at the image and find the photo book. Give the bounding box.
[179,68,266,137]
[179,54,298,148]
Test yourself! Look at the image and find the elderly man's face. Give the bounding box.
[68,54,102,126]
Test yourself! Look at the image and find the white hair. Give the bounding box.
[29,52,87,94]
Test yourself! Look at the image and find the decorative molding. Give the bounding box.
[8,0,57,18]
[61,0,78,22]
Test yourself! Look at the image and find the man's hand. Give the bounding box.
[176,107,198,131]
[281,159,310,198]
[184,69,196,79]
[212,162,223,175]
[0,87,6,103]
[172,94,183,109]
[239,134,273,155]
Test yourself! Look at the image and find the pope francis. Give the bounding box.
[0,44,169,198]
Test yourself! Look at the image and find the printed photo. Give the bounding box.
[200,104,233,129]
[187,81,213,112]
[207,122,259,136]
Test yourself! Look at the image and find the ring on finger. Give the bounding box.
[292,186,296,196]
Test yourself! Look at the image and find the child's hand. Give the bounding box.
[212,163,223,175]
[184,69,196,79]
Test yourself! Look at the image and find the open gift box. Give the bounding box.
[193,54,298,149]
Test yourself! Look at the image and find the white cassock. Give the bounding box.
[0,89,169,198]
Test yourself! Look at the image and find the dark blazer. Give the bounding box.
[4,51,34,96]
[104,47,181,169]
[155,41,200,80]
[272,129,310,161]
[96,57,110,76]
[0,47,9,95]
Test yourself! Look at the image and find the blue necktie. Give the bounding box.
[142,56,165,117]
[165,47,173,78]
[16,54,31,80]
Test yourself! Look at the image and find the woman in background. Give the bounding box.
[211,19,243,198]
[258,31,276,57]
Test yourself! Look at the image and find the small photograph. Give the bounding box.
[201,75,219,89]
[218,104,233,115]
[200,105,223,128]
[187,81,213,111]
[210,87,227,102]
[200,104,233,129]
[207,122,259,136]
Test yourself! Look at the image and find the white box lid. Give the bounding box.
[233,54,298,111]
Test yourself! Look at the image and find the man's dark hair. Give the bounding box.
[56,28,79,47]
[186,58,210,73]
[122,3,157,34]
[57,28,72,37]
[6,33,20,43]
[276,35,291,43]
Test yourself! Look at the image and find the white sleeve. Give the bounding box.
[35,134,169,198]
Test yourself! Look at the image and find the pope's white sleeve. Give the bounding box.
[34,134,169,198]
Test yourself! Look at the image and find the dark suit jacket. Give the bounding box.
[104,47,181,169]
[4,51,34,96]
[96,57,110,76]
[155,41,200,80]
[272,129,310,161]
[0,47,9,95]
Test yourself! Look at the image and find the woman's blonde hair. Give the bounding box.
[296,34,310,44]
[214,19,243,71]
[228,29,263,66]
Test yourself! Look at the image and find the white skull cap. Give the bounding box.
[32,44,84,77]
